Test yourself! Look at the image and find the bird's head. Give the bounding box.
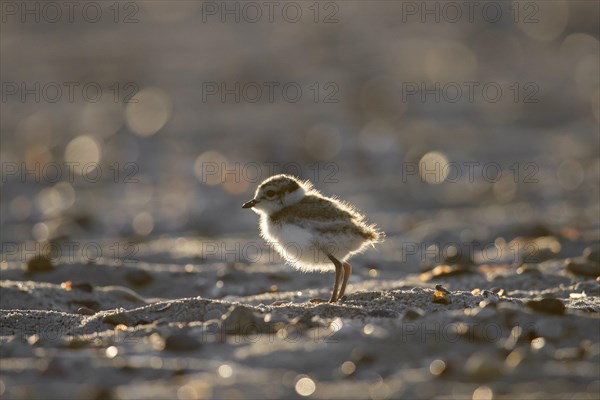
[242,174,307,215]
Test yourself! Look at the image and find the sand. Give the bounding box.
[1,233,599,399]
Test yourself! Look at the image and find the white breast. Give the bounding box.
[260,216,371,272]
[260,217,334,271]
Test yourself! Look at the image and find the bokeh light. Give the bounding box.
[295,376,316,397]
[557,159,585,190]
[133,212,154,236]
[516,1,568,42]
[194,150,227,186]
[64,135,101,175]
[305,123,342,160]
[419,151,449,184]
[126,87,172,137]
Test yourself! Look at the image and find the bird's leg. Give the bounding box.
[327,255,343,303]
[338,262,352,299]
[309,254,343,303]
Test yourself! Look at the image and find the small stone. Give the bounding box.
[163,333,202,352]
[583,244,600,263]
[76,307,95,316]
[522,248,558,264]
[103,312,134,326]
[508,235,560,265]
[435,284,451,294]
[526,298,565,315]
[518,224,554,238]
[516,264,541,275]
[23,255,54,274]
[124,270,153,287]
[403,308,425,320]
[565,257,600,277]
[420,265,471,281]
[482,290,500,303]
[432,290,451,305]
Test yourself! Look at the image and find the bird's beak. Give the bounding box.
[242,199,259,209]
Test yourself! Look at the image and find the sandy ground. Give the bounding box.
[1,229,599,399]
[1,1,600,399]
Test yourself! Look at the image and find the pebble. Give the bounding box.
[125,270,154,287]
[526,298,565,315]
[516,264,541,275]
[76,307,96,316]
[481,290,500,304]
[522,248,558,264]
[23,255,54,274]
[163,333,202,352]
[565,257,600,277]
[420,265,471,281]
[518,224,554,238]
[431,290,451,305]
[507,236,560,265]
[435,284,451,294]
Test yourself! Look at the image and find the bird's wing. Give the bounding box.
[271,195,355,224]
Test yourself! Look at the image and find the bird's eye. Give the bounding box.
[266,190,276,197]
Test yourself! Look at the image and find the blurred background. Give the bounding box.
[1,0,598,262]
[1,2,600,399]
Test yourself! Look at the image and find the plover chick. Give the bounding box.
[242,174,383,303]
